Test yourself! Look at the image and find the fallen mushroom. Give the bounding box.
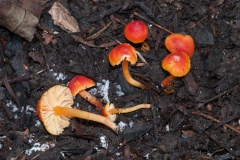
[68,75,103,110]
[161,52,190,94]
[124,20,150,52]
[109,43,148,89]
[37,85,118,135]
[102,103,151,121]
[165,33,195,58]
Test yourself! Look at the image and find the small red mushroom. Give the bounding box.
[161,52,190,94]
[124,20,150,52]
[68,75,103,110]
[165,33,195,58]
[109,43,148,89]
[102,103,151,122]
[37,85,118,135]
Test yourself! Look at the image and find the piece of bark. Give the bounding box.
[183,72,199,96]
[0,0,42,42]
[48,1,80,33]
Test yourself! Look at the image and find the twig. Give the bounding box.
[205,131,239,159]
[136,51,150,67]
[71,34,118,48]
[192,111,240,134]
[3,76,21,109]
[189,15,208,29]
[87,22,112,40]
[133,12,173,34]
[135,2,162,26]
[198,84,239,104]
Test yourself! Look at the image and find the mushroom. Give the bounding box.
[102,103,151,121]
[165,33,195,58]
[37,85,118,135]
[161,52,190,94]
[68,75,103,110]
[124,20,150,52]
[108,43,148,89]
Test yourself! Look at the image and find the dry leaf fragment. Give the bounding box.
[0,0,42,42]
[48,2,80,33]
[42,32,54,45]
[28,51,44,65]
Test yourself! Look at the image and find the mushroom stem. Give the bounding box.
[122,59,148,89]
[161,75,176,88]
[108,104,151,114]
[140,41,150,52]
[79,90,103,110]
[54,106,118,133]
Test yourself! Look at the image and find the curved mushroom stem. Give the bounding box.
[54,106,118,133]
[122,59,148,89]
[109,104,151,114]
[140,41,150,52]
[161,75,176,88]
[79,90,103,110]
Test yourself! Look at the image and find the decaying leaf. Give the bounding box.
[48,2,80,33]
[0,0,42,42]
[28,51,44,65]
[42,32,54,45]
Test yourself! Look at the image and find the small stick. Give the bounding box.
[3,76,21,109]
[136,50,150,67]
[197,84,239,106]
[189,15,208,29]
[133,12,173,34]
[192,111,240,134]
[87,22,112,40]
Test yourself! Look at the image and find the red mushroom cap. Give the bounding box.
[124,20,148,43]
[68,75,95,97]
[165,33,195,58]
[108,43,137,66]
[162,52,190,77]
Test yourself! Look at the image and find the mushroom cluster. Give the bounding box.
[37,76,151,135]
[37,85,118,135]
[161,33,195,94]
[36,20,195,136]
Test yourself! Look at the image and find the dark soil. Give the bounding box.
[0,0,240,160]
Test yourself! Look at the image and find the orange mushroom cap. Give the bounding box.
[37,85,74,135]
[67,75,103,110]
[68,75,95,97]
[165,33,195,58]
[124,20,148,44]
[108,43,137,66]
[162,52,190,77]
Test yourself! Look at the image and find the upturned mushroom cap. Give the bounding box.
[68,75,95,97]
[102,103,117,122]
[162,52,190,77]
[108,43,137,66]
[124,20,148,43]
[165,33,195,58]
[37,85,73,135]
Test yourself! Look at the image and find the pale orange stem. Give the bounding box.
[54,106,118,133]
[109,104,151,114]
[79,90,103,110]
[140,41,150,52]
[122,59,148,89]
[161,75,176,88]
